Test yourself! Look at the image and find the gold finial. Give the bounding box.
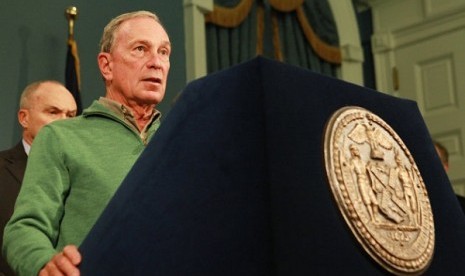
[65,6,78,39]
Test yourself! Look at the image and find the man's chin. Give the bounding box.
[141,91,164,105]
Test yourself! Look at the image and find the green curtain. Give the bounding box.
[205,0,341,76]
[205,0,258,72]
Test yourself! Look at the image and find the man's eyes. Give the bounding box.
[160,48,170,56]
[133,45,170,59]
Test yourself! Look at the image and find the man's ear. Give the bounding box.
[18,109,29,129]
[98,52,112,81]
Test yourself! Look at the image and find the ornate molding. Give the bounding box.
[371,32,394,53]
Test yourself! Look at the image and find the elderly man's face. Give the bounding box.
[102,16,171,108]
[19,82,77,144]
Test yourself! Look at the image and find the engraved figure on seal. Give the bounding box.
[348,144,379,223]
[392,149,418,226]
[348,122,391,160]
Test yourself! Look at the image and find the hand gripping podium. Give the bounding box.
[79,57,465,275]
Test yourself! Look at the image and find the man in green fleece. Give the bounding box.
[2,10,171,276]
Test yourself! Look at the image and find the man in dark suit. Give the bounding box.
[0,143,27,276]
[434,140,465,213]
[0,80,77,276]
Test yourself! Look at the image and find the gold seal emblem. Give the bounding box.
[324,106,434,275]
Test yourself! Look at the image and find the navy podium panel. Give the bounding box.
[79,57,465,275]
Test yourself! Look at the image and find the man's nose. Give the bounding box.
[147,52,165,68]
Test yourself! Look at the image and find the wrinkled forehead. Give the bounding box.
[116,16,169,41]
[30,85,76,109]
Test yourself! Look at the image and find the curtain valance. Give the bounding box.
[205,0,341,64]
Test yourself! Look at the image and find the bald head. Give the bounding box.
[18,81,77,145]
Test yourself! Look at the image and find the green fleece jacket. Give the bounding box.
[2,99,160,276]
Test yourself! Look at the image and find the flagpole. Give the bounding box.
[65,6,83,114]
[66,6,78,39]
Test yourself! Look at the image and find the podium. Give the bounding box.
[79,57,465,275]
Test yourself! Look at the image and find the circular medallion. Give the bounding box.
[324,106,435,275]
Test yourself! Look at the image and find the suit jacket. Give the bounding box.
[0,141,27,276]
[457,194,465,214]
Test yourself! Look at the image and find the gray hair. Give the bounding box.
[99,10,163,53]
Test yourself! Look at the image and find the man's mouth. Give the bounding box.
[143,77,162,84]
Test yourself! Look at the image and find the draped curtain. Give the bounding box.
[205,0,341,76]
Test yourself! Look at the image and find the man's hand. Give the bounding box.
[39,245,81,276]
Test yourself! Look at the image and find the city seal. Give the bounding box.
[323,106,434,275]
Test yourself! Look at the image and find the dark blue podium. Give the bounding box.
[79,57,465,275]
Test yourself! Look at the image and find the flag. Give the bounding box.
[65,36,83,115]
